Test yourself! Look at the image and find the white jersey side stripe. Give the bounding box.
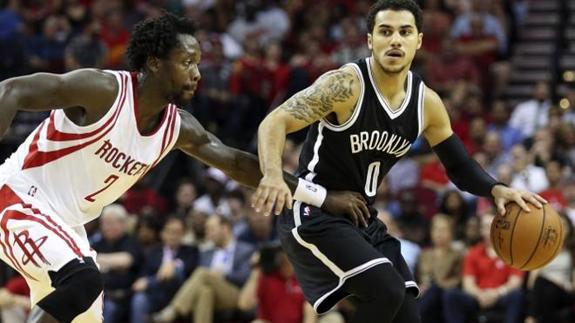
[22,74,129,170]
[305,123,325,182]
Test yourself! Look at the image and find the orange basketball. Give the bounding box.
[490,203,564,271]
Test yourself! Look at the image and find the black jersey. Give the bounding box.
[296,57,426,206]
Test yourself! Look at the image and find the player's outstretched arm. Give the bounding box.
[422,87,546,215]
[254,67,360,215]
[175,109,370,224]
[0,69,117,140]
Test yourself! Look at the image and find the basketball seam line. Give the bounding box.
[509,206,522,266]
[541,207,562,269]
[519,205,546,270]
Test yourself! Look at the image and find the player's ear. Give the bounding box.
[417,32,423,50]
[146,56,161,73]
[367,33,373,51]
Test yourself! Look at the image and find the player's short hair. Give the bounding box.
[366,0,423,33]
[127,12,196,71]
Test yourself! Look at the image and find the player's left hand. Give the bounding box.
[252,174,293,216]
[491,184,547,216]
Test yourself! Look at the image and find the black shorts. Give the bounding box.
[278,201,419,314]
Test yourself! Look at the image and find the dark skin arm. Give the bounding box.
[0,69,117,139]
[175,109,371,226]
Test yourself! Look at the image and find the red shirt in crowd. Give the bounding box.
[5,275,30,297]
[257,272,306,323]
[463,242,524,289]
[539,188,567,211]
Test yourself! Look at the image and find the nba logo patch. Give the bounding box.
[303,206,311,217]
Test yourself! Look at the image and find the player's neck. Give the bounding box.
[136,72,170,118]
[369,57,410,99]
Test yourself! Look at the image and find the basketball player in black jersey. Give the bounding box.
[252,0,547,322]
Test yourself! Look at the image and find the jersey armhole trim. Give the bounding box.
[417,82,425,136]
[320,63,364,132]
[53,71,125,132]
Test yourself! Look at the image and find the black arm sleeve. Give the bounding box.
[432,134,499,197]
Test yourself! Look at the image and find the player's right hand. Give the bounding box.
[324,191,370,228]
[252,174,293,216]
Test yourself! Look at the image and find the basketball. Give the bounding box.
[490,203,564,271]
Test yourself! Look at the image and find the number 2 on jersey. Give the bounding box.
[365,161,381,197]
[84,175,119,202]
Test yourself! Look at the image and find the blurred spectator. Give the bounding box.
[237,207,278,247]
[373,177,402,218]
[0,0,26,79]
[238,244,345,323]
[64,18,107,70]
[25,14,71,73]
[453,12,500,91]
[439,190,471,241]
[184,209,212,250]
[282,139,302,174]
[443,213,524,323]
[395,189,429,246]
[387,158,420,196]
[464,116,487,155]
[227,189,250,235]
[134,214,164,255]
[194,34,234,140]
[173,178,198,218]
[425,38,480,94]
[194,168,231,216]
[263,41,291,106]
[379,211,421,274]
[228,35,271,148]
[557,123,575,166]
[565,184,575,224]
[331,18,370,66]
[463,215,482,247]
[417,214,464,323]
[63,0,88,33]
[99,8,130,68]
[0,0,24,40]
[451,0,507,54]
[509,145,549,193]
[538,160,568,212]
[525,213,575,323]
[529,127,566,168]
[420,155,451,194]
[0,274,29,323]
[482,131,510,176]
[487,100,524,151]
[93,204,143,323]
[153,215,255,323]
[122,179,169,218]
[509,81,551,140]
[419,0,453,59]
[131,216,198,323]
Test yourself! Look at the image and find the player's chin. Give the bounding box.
[172,92,194,106]
[381,65,405,74]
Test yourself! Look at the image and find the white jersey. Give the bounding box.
[0,70,181,226]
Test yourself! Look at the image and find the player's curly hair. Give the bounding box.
[366,0,423,34]
[127,13,196,71]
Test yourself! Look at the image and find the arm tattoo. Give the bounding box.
[282,70,354,122]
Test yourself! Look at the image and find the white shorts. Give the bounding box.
[0,184,102,322]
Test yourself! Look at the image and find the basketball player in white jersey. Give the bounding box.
[0,14,370,323]
[253,0,547,322]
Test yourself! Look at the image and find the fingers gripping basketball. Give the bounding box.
[490,203,564,271]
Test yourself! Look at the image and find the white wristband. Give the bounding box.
[293,178,327,208]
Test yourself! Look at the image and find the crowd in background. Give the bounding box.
[1,0,575,322]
